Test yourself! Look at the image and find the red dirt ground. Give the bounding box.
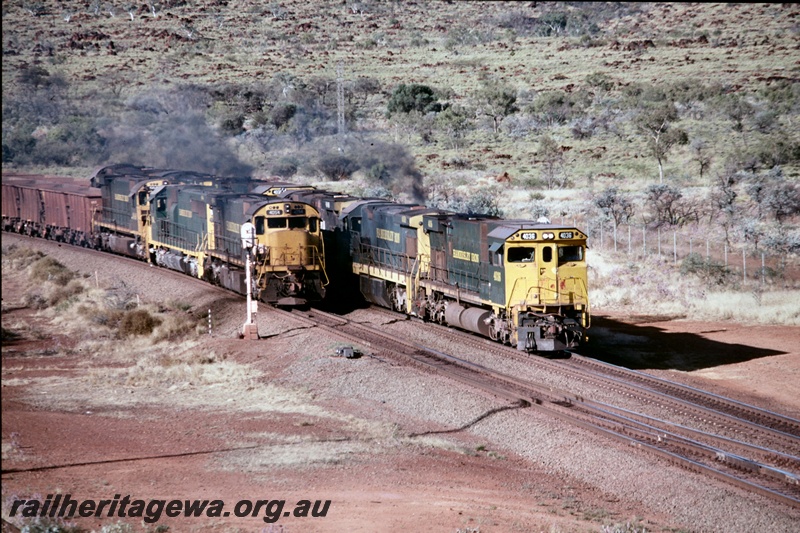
[2,245,799,532]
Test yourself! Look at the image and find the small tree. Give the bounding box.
[709,171,739,244]
[434,106,472,150]
[644,184,697,228]
[386,84,442,116]
[764,179,800,224]
[634,102,688,183]
[537,135,566,189]
[720,94,754,134]
[474,82,518,134]
[689,138,713,181]
[269,103,297,130]
[594,187,634,228]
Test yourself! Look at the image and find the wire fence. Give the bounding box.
[555,217,797,289]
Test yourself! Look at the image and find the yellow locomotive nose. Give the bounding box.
[264,232,307,266]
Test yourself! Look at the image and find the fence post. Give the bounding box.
[600,222,604,249]
[658,227,662,257]
[724,243,728,266]
[742,248,746,285]
[761,253,765,286]
[673,231,677,264]
[628,225,631,255]
[613,223,618,253]
[643,225,646,255]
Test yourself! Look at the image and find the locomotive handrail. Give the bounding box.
[317,240,330,287]
[356,241,414,274]
[507,274,588,311]
[213,233,244,258]
[152,219,201,252]
[97,207,137,230]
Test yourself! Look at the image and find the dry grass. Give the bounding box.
[2,246,204,344]
[589,249,800,325]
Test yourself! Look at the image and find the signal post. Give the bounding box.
[241,222,259,340]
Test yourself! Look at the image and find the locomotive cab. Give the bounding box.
[250,202,322,269]
[246,201,327,305]
[491,227,590,352]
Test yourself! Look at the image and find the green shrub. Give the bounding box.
[29,257,74,285]
[151,312,198,343]
[270,157,299,177]
[315,153,359,180]
[2,246,45,269]
[78,304,124,328]
[681,253,732,286]
[49,279,86,308]
[118,309,162,337]
[23,291,49,310]
[386,84,442,116]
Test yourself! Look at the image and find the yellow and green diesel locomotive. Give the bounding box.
[341,201,590,353]
[90,165,327,305]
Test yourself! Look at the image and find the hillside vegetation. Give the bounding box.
[3,1,799,319]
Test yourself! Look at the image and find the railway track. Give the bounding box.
[375,308,800,452]
[5,233,799,508]
[334,306,800,508]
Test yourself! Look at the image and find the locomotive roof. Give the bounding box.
[338,198,397,218]
[488,223,580,240]
[250,182,314,195]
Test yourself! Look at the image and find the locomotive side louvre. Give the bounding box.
[441,215,496,296]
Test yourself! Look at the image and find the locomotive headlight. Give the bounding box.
[284,204,291,210]
[543,232,555,240]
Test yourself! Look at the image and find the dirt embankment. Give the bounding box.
[2,234,799,532]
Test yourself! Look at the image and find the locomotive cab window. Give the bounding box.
[507,246,536,263]
[255,216,265,235]
[288,217,306,230]
[490,244,504,266]
[309,218,318,232]
[558,245,583,264]
[268,218,287,229]
[542,245,553,263]
[137,191,148,206]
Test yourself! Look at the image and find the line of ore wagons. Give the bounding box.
[1,164,590,352]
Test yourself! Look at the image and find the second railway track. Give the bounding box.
[272,306,800,509]
[6,233,799,510]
